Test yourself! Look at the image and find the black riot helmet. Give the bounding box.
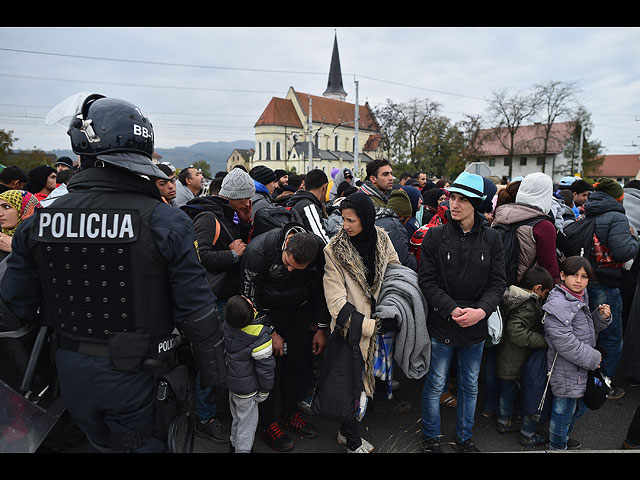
[45,92,168,179]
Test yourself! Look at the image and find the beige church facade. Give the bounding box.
[227,35,385,180]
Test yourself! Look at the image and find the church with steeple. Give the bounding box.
[228,33,384,179]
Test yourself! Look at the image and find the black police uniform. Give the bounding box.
[0,166,223,452]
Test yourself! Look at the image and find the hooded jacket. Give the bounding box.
[492,202,560,284]
[181,195,251,299]
[251,181,274,216]
[496,285,547,380]
[418,210,507,346]
[223,317,275,396]
[583,191,639,287]
[287,189,330,244]
[543,285,611,398]
[329,168,353,203]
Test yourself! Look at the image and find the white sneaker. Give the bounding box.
[337,432,374,453]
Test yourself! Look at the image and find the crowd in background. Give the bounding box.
[2,154,640,453]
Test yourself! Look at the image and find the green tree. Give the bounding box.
[191,160,212,178]
[0,129,17,165]
[415,116,465,178]
[559,107,603,178]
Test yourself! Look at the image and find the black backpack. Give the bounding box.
[249,205,305,242]
[494,217,546,286]
[563,216,597,259]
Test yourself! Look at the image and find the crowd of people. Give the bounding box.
[2,95,640,454]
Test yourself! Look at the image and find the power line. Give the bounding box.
[0,73,281,95]
[0,48,327,76]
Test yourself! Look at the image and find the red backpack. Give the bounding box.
[410,206,448,265]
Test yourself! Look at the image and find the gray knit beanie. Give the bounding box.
[218,168,255,199]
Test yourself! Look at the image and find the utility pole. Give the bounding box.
[353,78,360,176]
[577,122,584,176]
[308,96,313,172]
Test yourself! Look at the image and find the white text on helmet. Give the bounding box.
[133,124,153,140]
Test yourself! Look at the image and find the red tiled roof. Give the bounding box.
[294,91,380,132]
[476,121,576,156]
[586,154,640,178]
[254,89,380,133]
[363,133,383,151]
[255,97,304,128]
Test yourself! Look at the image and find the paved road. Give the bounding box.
[193,365,640,454]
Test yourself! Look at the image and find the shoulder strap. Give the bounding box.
[213,217,221,246]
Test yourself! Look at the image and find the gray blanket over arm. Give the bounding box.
[374,263,430,379]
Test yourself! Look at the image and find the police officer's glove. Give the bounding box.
[181,303,227,390]
[256,391,269,403]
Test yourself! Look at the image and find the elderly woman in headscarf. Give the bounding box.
[322,192,400,453]
[0,189,41,260]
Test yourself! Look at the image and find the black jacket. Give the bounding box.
[286,190,330,244]
[375,207,417,271]
[241,224,329,332]
[418,210,506,346]
[181,196,251,299]
[583,191,639,288]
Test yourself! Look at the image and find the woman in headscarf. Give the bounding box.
[322,192,400,453]
[25,165,57,202]
[0,189,41,260]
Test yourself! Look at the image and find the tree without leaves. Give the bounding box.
[486,87,541,178]
[532,79,580,173]
[374,98,441,165]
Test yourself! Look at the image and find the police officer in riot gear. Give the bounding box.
[0,93,226,452]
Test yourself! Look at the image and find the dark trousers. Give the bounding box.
[259,318,312,427]
[55,348,165,453]
[339,418,361,449]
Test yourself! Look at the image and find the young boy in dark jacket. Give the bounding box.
[496,265,553,446]
[223,295,276,453]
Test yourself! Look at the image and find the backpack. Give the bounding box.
[249,205,305,242]
[493,217,546,287]
[410,207,448,266]
[563,216,597,258]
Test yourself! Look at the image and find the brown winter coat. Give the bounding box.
[323,226,400,396]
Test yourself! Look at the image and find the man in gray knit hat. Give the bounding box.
[180,166,256,444]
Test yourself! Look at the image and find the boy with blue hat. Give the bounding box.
[418,171,507,453]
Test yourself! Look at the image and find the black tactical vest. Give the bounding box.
[28,181,174,346]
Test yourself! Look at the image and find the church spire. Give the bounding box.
[323,31,347,101]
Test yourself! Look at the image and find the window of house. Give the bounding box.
[488,158,495,167]
[266,142,271,160]
[520,157,527,166]
[504,157,510,166]
[536,156,545,166]
[275,142,281,160]
[334,135,339,151]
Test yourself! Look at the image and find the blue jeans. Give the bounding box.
[497,379,538,437]
[196,301,226,422]
[421,338,485,443]
[482,348,499,415]
[588,283,623,379]
[497,379,519,423]
[548,397,587,449]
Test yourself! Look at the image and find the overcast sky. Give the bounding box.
[1,26,639,157]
